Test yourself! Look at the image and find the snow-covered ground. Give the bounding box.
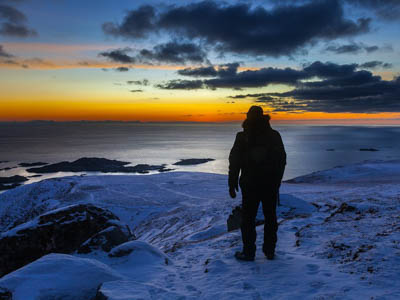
[0,160,399,299]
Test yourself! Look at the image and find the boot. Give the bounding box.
[263,244,275,260]
[234,251,255,261]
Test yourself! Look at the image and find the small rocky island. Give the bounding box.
[18,162,48,167]
[173,158,215,166]
[0,176,28,191]
[26,157,171,174]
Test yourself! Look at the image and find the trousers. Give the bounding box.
[240,186,278,256]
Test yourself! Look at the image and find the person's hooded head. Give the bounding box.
[243,106,268,131]
[247,106,263,121]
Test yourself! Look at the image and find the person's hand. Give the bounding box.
[229,185,238,198]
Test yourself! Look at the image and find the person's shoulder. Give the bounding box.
[270,128,282,137]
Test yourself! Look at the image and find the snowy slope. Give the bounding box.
[0,160,399,299]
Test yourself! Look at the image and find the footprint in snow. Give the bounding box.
[306,263,320,274]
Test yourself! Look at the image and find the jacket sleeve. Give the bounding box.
[273,131,286,184]
[228,132,244,189]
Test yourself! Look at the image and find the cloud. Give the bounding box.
[99,42,208,65]
[222,61,400,113]
[345,0,400,21]
[258,69,400,113]
[228,93,271,99]
[160,61,395,92]
[325,42,380,54]
[204,66,307,89]
[0,44,13,57]
[156,79,204,90]
[138,42,208,64]
[130,89,143,93]
[99,48,135,64]
[102,5,156,38]
[302,61,358,78]
[127,79,149,86]
[358,61,393,69]
[178,66,217,77]
[278,0,400,21]
[159,62,308,90]
[103,0,370,57]
[0,3,37,37]
[178,63,240,78]
[115,67,129,72]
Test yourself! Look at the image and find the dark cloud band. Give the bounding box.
[0,3,36,37]
[103,0,370,57]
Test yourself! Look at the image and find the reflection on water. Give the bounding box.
[1,122,400,188]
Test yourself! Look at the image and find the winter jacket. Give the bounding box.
[229,120,286,191]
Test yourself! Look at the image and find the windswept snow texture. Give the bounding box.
[0,160,400,299]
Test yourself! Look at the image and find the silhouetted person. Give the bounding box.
[229,106,286,261]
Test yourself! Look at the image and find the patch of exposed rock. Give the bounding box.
[0,204,133,278]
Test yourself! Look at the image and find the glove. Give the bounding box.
[229,184,239,199]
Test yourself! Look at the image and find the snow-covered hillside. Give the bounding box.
[0,160,399,299]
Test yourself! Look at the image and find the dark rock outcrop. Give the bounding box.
[0,175,28,185]
[26,157,171,174]
[94,288,108,300]
[173,158,215,166]
[19,162,48,167]
[0,204,133,278]
[0,183,21,191]
[78,223,134,254]
[0,287,12,300]
[0,167,15,171]
[27,157,129,173]
[0,176,28,191]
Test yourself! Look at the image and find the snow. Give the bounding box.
[0,253,123,300]
[0,160,399,299]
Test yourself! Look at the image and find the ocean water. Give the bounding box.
[1,122,400,186]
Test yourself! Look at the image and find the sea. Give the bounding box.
[1,122,400,188]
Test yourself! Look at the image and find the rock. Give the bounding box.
[359,148,379,151]
[0,183,21,191]
[0,287,12,300]
[121,164,171,174]
[0,254,123,300]
[0,176,28,191]
[26,157,171,174]
[78,223,135,254]
[18,162,48,167]
[0,175,28,185]
[227,206,242,232]
[108,241,171,266]
[27,157,129,173]
[0,204,132,277]
[94,280,183,300]
[173,158,215,165]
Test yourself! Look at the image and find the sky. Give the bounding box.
[0,0,399,123]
